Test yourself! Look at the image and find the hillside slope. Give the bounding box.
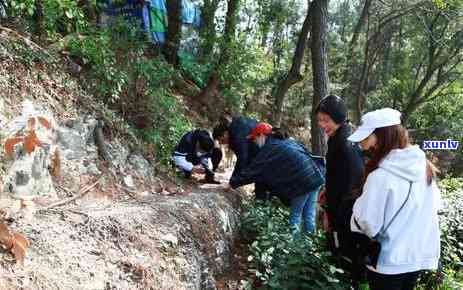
[0,26,245,290]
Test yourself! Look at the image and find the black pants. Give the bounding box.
[255,182,271,201]
[211,148,222,172]
[367,269,421,290]
[327,230,366,289]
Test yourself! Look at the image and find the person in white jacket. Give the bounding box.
[348,108,441,290]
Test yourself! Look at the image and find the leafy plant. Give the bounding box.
[241,199,349,290]
[9,0,88,37]
[438,178,463,269]
[417,178,463,289]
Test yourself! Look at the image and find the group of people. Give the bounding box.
[172,95,441,290]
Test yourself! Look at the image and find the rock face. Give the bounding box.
[1,101,57,199]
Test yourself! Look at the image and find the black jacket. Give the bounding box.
[228,117,259,179]
[230,138,325,200]
[325,123,364,231]
[174,129,213,166]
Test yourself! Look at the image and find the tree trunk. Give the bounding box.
[342,0,372,121]
[310,0,329,156]
[200,0,220,60]
[33,0,45,41]
[348,0,372,60]
[196,0,239,103]
[164,0,182,66]
[78,0,97,23]
[272,0,314,127]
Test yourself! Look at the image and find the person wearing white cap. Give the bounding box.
[348,108,441,290]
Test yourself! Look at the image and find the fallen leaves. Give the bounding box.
[4,116,51,157]
[4,137,23,157]
[23,131,42,154]
[37,117,51,129]
[0,221,30,265]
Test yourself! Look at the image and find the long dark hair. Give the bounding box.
[363,125,436,186]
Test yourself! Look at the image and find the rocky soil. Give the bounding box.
[0,26,248,290]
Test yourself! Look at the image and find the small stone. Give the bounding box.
[15,171,30,185]
[161,233,178,247]
[123,175,135,188]
[86,163,101,176]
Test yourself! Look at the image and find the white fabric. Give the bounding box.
[173,155,194,172]
[348,108,402,142]
[351,145,441,275]
[172,154,211,172]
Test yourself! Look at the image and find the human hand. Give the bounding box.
[223,184,233,192]
[318,189,327,206]
[192,166,205,174]
[322,211,331,232]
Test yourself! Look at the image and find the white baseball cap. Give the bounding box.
[348,108,402,142]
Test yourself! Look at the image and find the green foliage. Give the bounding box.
[417,178,463,289]
[137,97,192,165]
[438,178,463,270]
[241,199,348,290]
[67,26,125,101]
[220,41,274,110]
[9,0,88,37]
[179,51,212,88]
[67,20,191,164]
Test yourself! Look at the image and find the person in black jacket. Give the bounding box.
[230,123,325,234]
[213,117,270,200]
[316,95,365,288]
[172,129,219,183]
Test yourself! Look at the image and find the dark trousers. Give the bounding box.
[367,269,421,290]
[255,182,270,201]
[327,230,366,289]
[211,147,222,172]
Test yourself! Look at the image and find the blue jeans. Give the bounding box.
[289,187,320,234]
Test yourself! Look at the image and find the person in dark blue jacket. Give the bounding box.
[213,117,270,200]
[230,123,325,234]
[172,129,219,184]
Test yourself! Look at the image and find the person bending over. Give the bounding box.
[172,129,219,184]
[230,122,325,234]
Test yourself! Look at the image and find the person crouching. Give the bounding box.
[172,129,220,184]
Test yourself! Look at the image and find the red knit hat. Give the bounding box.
[247,122,273,140]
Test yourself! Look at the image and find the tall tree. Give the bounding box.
[310,0,329,155]
[196,0,239,105]
[33,0,45,41]
[165,0,182,66]
[342,0,372,122]
[199,0,221,60]
[271,0,314,127]
[398,6,463,122]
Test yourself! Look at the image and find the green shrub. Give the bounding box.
[9,0,88,37]
[438,178,463,270]
[67,20,191,165]
[418,177,463,289]
[179,51,212,89]
[241,199,349,290]
[137,93,192,165]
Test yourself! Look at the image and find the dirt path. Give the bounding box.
[0,170,248,290]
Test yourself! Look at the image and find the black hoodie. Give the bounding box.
[325,123,364,231]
